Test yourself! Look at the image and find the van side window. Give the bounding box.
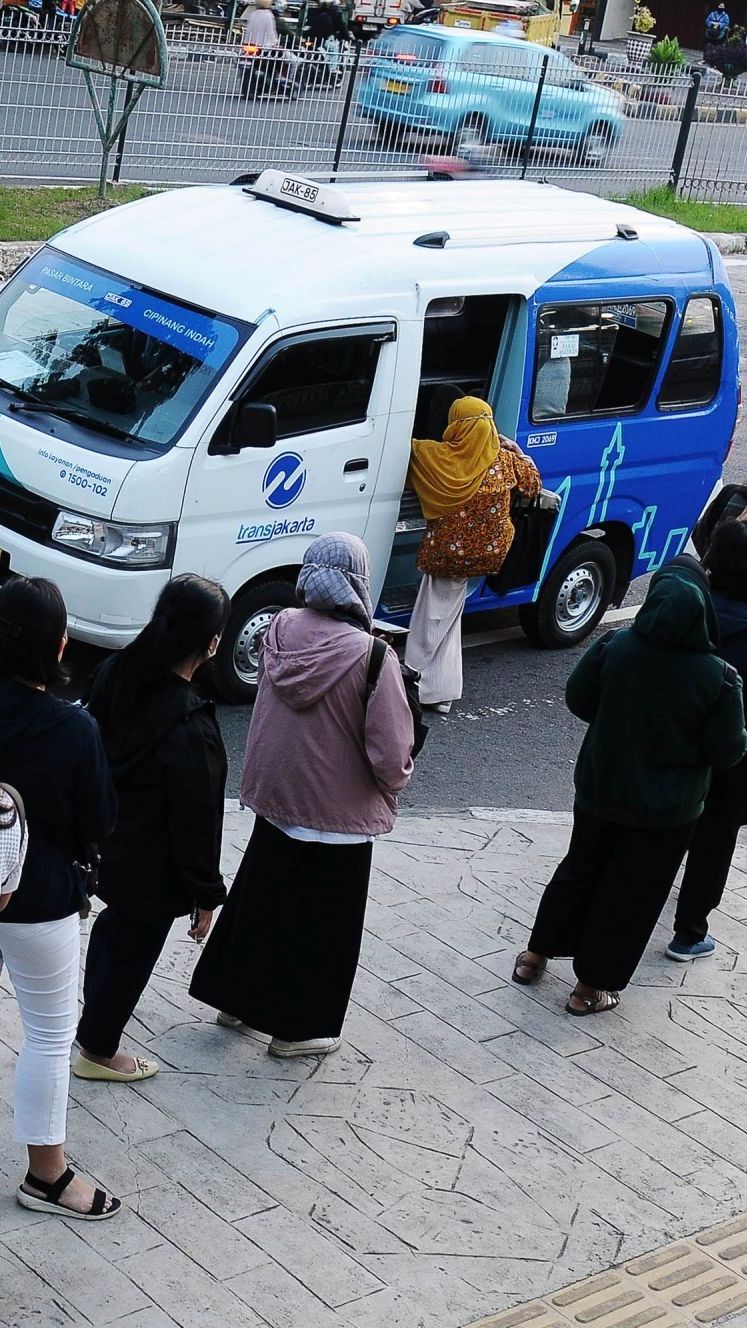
[658,296,722,410]
[244,332,385,439]
[532,300,670,422]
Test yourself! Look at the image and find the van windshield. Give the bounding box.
[0,248,251,455]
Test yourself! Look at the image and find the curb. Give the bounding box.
[393,806,572,824]
[706,231,747,255]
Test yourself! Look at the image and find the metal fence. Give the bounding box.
[0,19,745,199]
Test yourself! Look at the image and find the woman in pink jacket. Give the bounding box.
[191,533,414,1058]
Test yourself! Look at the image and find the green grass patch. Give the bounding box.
[622,186,747,233]
[0,185,153,242]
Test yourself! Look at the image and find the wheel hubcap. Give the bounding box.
[555,564,603,634]
[457,121,485,153]
[233,608,282,686]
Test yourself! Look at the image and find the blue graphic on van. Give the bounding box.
[29,252,239,368]
[263,452,307,509]
[632,506,689,572]
[588,425,625,525]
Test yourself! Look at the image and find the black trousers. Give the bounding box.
[675,756,747,943]
[77,898,177,1059]
[528,805,695,991]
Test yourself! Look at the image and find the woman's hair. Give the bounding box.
[117,574,230,687]
[0,576,68,688]
[707,519,747,601]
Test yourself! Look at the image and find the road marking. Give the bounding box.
[460,603,638,651]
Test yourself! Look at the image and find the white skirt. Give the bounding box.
[404,574,467,705]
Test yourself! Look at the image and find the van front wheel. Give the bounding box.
[214,579,297,704]
[519,540,616,649]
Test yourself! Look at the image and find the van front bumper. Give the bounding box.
[0,524,169,649]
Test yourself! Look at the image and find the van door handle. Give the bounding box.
[344,458,369,474]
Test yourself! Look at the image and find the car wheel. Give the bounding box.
[578,122,614,167]
[519,540,616,649]
[214,578,297,703]
[452,113,490,156]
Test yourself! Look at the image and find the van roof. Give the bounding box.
[55,177,708,325]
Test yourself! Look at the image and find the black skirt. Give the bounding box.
[190,816,373,1041]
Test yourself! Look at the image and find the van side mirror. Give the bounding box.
[214,400,278,454]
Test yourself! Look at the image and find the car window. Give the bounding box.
[459,41,541,78]
[658,296,722,410]
[240,331,387,439]
[544,52,586,87]
[371,30,444,61]
[532,300,670,421]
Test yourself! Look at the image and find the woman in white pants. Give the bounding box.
[405,397,541,713]
[0,576,119,1220]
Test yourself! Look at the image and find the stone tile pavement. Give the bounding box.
[3,803,747,1328]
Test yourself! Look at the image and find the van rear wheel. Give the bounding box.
[214,579,297,704]
[519,540,616,649]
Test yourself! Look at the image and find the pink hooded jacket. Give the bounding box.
[240,608,414,836]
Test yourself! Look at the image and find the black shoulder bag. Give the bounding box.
[366,637,429,759]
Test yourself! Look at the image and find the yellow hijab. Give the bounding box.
[408,396,501,521]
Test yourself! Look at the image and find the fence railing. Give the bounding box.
[0,19,745,200]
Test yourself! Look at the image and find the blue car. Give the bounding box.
[356,25,625,164]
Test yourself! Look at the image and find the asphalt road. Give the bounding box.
[0,39,744,192]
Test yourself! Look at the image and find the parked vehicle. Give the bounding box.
[356,25,624,161]
[0,170,738,700]
[441,0,560,48]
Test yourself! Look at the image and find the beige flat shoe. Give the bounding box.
[72,1052,159,1082]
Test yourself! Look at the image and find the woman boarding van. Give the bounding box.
[0,170,739,701]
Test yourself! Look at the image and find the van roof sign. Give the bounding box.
[244,170,361,226]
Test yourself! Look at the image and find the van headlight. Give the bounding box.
[51,511,175,569]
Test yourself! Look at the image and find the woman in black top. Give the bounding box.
[0,577,119,1220]
[75,574,229,1082]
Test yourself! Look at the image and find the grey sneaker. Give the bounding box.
[268,1036,341,1058]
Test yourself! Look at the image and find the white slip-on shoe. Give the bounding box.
[268,1036,342,1058]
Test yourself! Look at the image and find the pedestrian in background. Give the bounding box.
[191,533,414,1058]
[243,0,280,45]
[0,577,119,1220]
[75,575,229,1083]
[514,556,746,1015]
[705,2,730,44]
[668,521,747,960]
[405,396,541,714]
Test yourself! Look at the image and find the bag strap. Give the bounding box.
[365,636,387,700]
[0,782,25,842]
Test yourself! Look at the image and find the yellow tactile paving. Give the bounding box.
[468,1216,747,1328]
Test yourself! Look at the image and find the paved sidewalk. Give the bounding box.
[3,804,747,1328]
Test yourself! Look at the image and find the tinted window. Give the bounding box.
[545,52,586,86]
[658,296,722,409]
[371,30,444,61]
[243,332,385,438]
[532,300,670,421]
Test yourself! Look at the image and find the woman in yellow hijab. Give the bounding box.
[405,396,541,714]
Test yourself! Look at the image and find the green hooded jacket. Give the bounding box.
[567,557,747,829]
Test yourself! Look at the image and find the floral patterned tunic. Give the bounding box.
[417,449,541,580]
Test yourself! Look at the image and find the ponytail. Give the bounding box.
[116,575,230,689]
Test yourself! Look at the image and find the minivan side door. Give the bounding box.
[176,321,397,597]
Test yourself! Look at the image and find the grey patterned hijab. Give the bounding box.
[296,532,373,629]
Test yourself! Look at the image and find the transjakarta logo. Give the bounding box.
[236,515,315,545]
[263,452,307,509]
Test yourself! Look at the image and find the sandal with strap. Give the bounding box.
[17,1167,121,1221]
[566,988,620,1017]
[511,951,547,986]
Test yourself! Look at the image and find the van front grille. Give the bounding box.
[0,476,57,544]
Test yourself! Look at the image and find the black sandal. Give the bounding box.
[511,951,547,986]
[565,988,620,1017]
[17,1167,121,1221]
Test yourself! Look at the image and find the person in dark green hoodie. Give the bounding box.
[513,555,747,1015]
